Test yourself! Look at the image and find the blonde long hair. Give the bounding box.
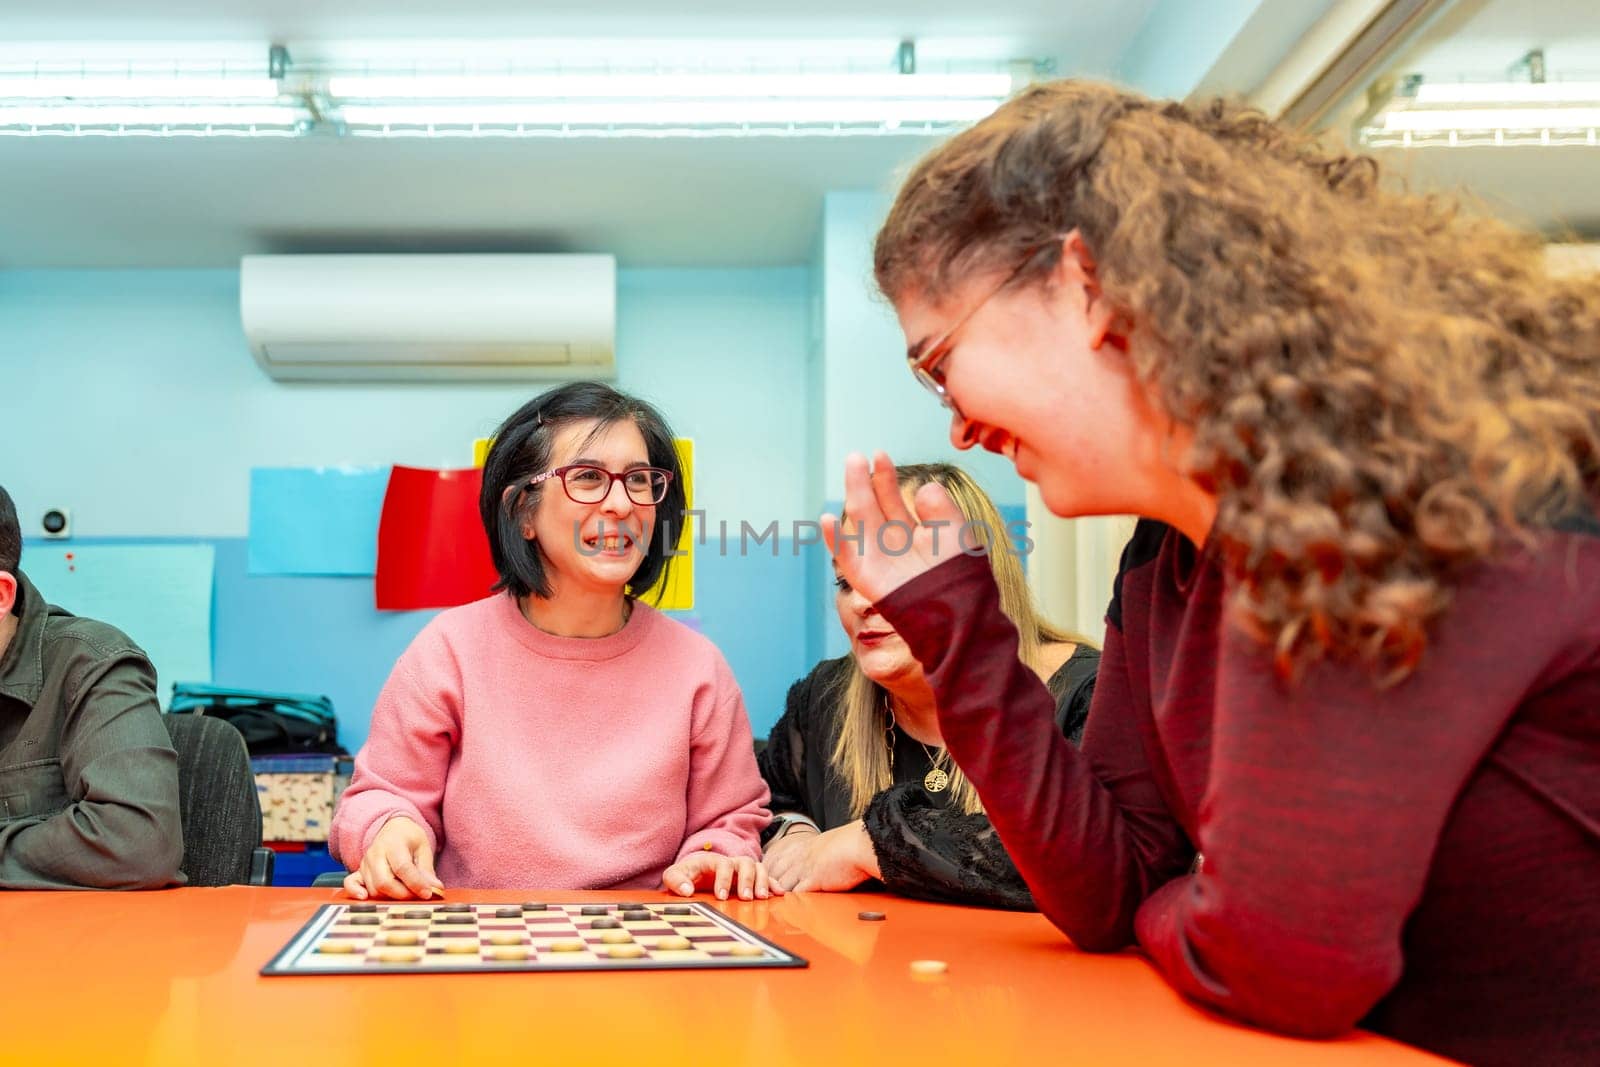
[829,462,1090,817]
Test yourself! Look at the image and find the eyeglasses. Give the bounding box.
[906,240,1061,417]
[525,464,673,506]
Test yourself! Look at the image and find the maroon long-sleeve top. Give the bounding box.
[877,518,1600,1066]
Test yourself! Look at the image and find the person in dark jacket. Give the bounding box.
[759,462,1096,908]
[0,484,183,889]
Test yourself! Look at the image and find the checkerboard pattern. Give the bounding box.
[262,901,807,975]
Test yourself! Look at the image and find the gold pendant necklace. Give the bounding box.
[920,741,950,793]
[885,699,950,794]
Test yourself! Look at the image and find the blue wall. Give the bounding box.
[814,191,1033,658]
[3,267,814,750]
[817,192,1025,499]
[614,268,816,735]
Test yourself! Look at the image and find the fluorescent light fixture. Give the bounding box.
[0,102,305,136]
[327,73,1014,100]
[330,72,1013,137]
[1411,81,1600,105]
[0,66,298,135]
[1381,107,1600,132]
[2,104,300,125]
[1359,71,1600,148]
[339,99,1000,126]
[0,77,280,99]
[0,46,1023,138]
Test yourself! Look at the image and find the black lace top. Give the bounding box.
[756,645,1099,910]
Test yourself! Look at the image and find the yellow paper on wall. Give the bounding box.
[644,438,694,612]
[473,437,492,468]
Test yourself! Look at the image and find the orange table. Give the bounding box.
[0,888,1450,1066]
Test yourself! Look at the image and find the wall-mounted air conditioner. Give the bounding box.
[240,253,616,382]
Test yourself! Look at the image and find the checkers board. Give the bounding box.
[262,900,808,975]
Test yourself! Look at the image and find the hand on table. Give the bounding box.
[764,821,879,893]
[343,816,445,901]
[661,851,781,901]
[821,451,967,605]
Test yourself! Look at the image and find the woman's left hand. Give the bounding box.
[821,452,969,606]
[661,851,780,901]
[766,821,880,893]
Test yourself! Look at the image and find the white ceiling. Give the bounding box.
[0,134,946,269]
[1364,0,1600,238]
[0,1,1162,269]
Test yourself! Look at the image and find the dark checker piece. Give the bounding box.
[348,903,378,913]
[403,910,431,919]
[580,906,610,916]
[521,903,548,911]
[621,910,654,922]
[588,918,623,929]
[440,914,476,924]
[858,911,887,922]
[494,908,521,918]
[440,903,472,913]
[349,915,381,925]
[612,902,643,910]
[664,905,693,915]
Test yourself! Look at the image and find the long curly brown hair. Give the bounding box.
[875,79,1600,681]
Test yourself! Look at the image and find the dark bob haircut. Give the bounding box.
[479,381,686,602]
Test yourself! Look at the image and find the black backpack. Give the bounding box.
[168,683,346,756]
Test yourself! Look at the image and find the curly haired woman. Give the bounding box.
[824,80,1600,1065]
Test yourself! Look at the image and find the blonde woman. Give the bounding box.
[758,463,1097,907]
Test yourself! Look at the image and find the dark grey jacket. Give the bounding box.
[0,571,183,888]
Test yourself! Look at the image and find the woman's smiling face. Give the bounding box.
[893,244,1183,522]
[523,418,657,596]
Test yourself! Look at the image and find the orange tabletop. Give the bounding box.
[0,888,1451,1067]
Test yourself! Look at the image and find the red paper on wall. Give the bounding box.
[375,466,501,611]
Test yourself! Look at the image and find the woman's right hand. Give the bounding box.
[763,822,877,893]
[343,816,445,901]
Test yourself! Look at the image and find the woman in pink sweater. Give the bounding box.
[331,382,773,901]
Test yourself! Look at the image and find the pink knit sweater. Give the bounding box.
[330,593,770,889]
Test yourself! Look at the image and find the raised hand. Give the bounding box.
[820,452,969,606]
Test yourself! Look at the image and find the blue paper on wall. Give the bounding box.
[25,544,215,708]
[248,466,389,576]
